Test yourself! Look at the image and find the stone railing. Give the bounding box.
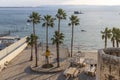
[0,36,27,71]
[97,48,120,80]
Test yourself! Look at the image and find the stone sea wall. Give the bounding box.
[97,48,120,80]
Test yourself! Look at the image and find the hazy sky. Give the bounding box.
[0,0,120,7]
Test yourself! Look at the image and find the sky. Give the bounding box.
[0,0,120,7]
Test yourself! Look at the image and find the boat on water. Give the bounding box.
[74,11,84,14]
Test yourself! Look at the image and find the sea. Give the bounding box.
[0,5,120,51]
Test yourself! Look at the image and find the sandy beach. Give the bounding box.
[0,45,98,80]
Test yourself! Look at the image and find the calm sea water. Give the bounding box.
[0,5,120,50]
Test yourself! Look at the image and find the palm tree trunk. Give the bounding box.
[56,42,60,67]
[46,25,48,50]
[30,45,33,61]
[71,24,74,57]
[35,41,38,67]
[58,19,60,32]
[33,23,38,67]
[33,23,35,35]
[112,40,115,47]
[46,56,49,64]
[57,18,60,67]
[105,37,107,48]
[46,25,49,64]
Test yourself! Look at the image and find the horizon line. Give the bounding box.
[0,4,120,7]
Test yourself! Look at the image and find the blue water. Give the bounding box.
[0,5,120,50]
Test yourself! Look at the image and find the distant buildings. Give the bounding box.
[0,36,20,50]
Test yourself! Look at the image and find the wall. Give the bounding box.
[97,48,120,80]
[0,36,27,71]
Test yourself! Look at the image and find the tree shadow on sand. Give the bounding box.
[57,72,75,80]
[78,71,96,80]
[56,71,96,80]
[8,66,43,80]
[7,60,30,68]
[52,57,67,64]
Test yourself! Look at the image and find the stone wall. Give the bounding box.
[97,48,120,80]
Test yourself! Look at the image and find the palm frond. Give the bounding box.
[102,35,105,40]
[68,15,80,27]
[42,15,55,28]
[42,23,46,27]
[51,31,64,45]
[101,31,105,34]
[56,8,67,20]
[27,12,41,24]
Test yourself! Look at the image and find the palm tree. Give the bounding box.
[56,8,66,32]
[101,27,112,48]
[42,15,55,64]
[56,8,66,67]
[68,15,80,57]
[114,28,120,47]
[26,34,34,61]
[26,34,38,61]
[111,27,116,47]
[27,12,41,35]
[27,12,41,67]
[51,31,64,67]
